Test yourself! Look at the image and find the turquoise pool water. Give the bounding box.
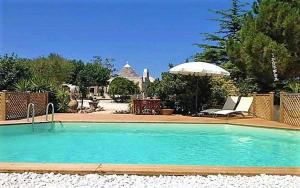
[0,122,299,166]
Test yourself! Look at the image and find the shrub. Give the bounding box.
[55,87,70,112]
[148,71,241,114]
[108,77,140,102]
[148,72,211,113]
[15,77,70,113]
[14,79,31,92]
[210,77,239,107]
[284,80,300,93]
[0,54,31,91]
[236,77,260,96]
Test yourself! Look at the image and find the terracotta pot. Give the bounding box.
[160,109,174,115]
[68,99,78,110]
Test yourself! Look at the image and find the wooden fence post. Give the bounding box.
[0,91,7,120]
[26,91,31,107]
[279,91,284,123]
[45,92,49,105]
[269,92,274,121]
[252,92,257,116]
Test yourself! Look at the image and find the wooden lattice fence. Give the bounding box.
[0,92,5,120]
[250,92,274,121]
[280,92,300,126]
[29,92,49,116]
[6,92,28,120]
[0,91,48,120]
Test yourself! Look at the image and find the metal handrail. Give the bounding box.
[27,103,35,124]
[46,103,54,123]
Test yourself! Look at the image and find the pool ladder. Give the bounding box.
[27,103,35,125]
[46,103,54,124]
[27,103,55,125]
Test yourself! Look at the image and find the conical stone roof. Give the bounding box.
[118,63,139,78]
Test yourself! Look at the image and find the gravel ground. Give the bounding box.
[78,99,129,114]
[1,173,300,188]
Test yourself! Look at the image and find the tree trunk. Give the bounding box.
[81,96,84,109]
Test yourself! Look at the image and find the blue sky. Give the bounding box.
[0,0,253,77]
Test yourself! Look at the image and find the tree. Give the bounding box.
[91,56,116,76]
[68,60,85,85]
[76,68,91,108]
[227,0,300,91]
[29,53,75,84]
[0,54,31,91]
[76,62,111,107]
[195,0,247,64]
[108,77,140,102]
[85,62,111,87]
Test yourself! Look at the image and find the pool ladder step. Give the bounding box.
[27,103,35,125]
[46,103,55,124]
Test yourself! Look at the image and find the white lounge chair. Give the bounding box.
[213,97,253,118]
[200,96,239,114]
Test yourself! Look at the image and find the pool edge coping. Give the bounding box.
[1,122,300,176]
[0,163,300,176]
[1,120,299,131]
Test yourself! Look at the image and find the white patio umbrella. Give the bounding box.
[169,62,230,112]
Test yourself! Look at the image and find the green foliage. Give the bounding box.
[15,77,56,93]
[284,80,300,93]
[28,76,57,92]
[14,79,31,92]
[236,77,260,96]
[91,56,116,76]
[148,72,187,109]
[76,67,90,102]
[0,54,31,91]
[84,62,111,87]
[2,52,113,112]
[195,0,299,95]
[108,77,140,102]
[68,60,85,85]
[210,77,239,106]
[148,71,238,113]
[28,53,75,84]
[227,0,300,91]
[14,77,67,112]
[75,62,111,104]
[195,0,247,64]
[222,61,260,96]
[55,87,70,112]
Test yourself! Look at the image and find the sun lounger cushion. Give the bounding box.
[213,97,253,116]
[200,96,239,114]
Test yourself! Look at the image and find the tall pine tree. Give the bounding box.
[227,0,300,92]
[194,0,247,64]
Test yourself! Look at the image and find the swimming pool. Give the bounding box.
[0,122,299,167]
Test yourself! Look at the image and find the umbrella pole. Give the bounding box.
[196,77,198,113]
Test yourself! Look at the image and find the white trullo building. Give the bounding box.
[110,62,155,90]
[88,63,154,98]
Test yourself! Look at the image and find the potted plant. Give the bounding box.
[160,100,175,115]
